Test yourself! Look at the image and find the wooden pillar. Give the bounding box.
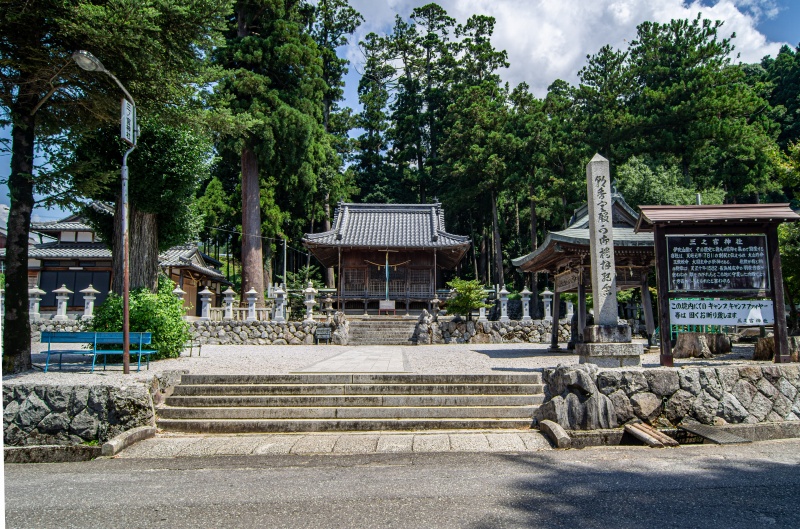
[640,270,656,346]
[550,278,561,351]
[337,247,342,312]
[577,268,586,341]
[768,224,790,363]
[654,225,673,366]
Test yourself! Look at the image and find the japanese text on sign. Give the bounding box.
[666,234,769,292]
[669,299,774,325]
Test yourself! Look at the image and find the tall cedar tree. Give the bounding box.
[311,0,362,287]
[213,0,325,297]
[0,0,228,373]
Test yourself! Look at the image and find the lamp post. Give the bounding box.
[72,50,137,374]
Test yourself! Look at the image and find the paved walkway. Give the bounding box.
[296,346,408,373]
[117,430,552,458]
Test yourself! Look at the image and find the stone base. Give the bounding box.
[576,342,643,367]
[583,324,631,343]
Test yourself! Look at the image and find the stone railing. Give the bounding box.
[191,312,349,346]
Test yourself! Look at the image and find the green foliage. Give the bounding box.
[779,223,800,333]
[283,265,324,320]
[0,273,5,290]
[615,156,725,208]
[445,278,491,320]
[91,276,190,359]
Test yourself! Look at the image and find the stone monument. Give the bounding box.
[575,154,642,367]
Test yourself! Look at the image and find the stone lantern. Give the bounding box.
[172,284,186,301]
[273,285,286,323]
[499,286,510,323]
[28,286,46,321]
[198,287,213,321]
[223,287,236,320]
[323,294,334,317]
[430,293,441,318]
[520,287,532,322]
[245,288,258,321]
[52,284,73,321]
[303,281,318,322]
[541,288,554,322]
[80,284,101,320]
[478,290,489,323]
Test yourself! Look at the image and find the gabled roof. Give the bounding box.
[303,202,471,268]
[159,243,229,283]
[512,193,654,273]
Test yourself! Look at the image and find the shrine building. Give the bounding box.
[303,202,471,315]
[512,191,656,345]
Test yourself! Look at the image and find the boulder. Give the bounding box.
[753,337,774,361]
[673,333,713,359]
[644,370,679,397]
[630,392,662,423]
[608,390,634,423]
[664,390,694,425]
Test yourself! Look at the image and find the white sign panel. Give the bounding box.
[121,98,135,145]
[669,299,774,325]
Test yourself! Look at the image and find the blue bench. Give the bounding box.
[40,332,157,373]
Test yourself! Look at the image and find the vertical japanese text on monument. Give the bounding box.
[667,234,769,292]
[593,172,614,297]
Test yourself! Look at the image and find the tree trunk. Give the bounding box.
[491,190,505,287]
[3,111,36,373]
[263,240,273,291]
[530,187,538,291]
[479,229,487,285]
[241,145,265,301]
[323,196,335,288]
[112,200,159,293]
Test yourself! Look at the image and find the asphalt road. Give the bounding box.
[6,439,800,529]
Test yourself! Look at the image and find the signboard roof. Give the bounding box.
[635,204,800,232]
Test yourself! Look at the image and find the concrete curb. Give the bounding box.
[101,426,157,456]
[4,445,102,464]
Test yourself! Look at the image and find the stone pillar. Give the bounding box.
[499,286,510,323]
[79,284,101,320]
[53,284,73,321]
[576,154,642,367]
[520,287,532,322]
[245,288,258,321]
[303,281,318,323]
[541,288,553,322]
[198,287,212,321]
[29,286,45,321]
[274,285,286,323]
[478,292,489,323]
[223,287,236,320]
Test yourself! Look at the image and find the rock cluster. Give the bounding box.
[535,365,618,430]
[595,365,800,427]
[3,383,154,446]
[30,320,88,342]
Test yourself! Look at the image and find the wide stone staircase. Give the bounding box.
[347,319,419,346]
[157,374,544,434]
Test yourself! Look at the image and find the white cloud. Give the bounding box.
[343,0,787,102]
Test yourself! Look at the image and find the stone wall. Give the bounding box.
[30,320,88,341]
[537,364,800,430]
[190,320,338,345]
[414,316,571,345]
[3,382,155,446]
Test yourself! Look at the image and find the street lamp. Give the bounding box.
[72,50,137,374]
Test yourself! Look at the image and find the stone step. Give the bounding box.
[171,383,546,397]
[164,394,544,408]
[179,373,542,385]
[158,405,538,420]
[155,417,533,434]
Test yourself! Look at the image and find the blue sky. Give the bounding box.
[1,0,798,220]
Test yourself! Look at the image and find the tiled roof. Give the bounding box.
[30,221,95,232]
[303,203,470,249]
[159,244,228,282]
[28,242,112,260]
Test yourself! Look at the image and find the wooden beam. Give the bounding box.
[654,225,673,366]
[550,276,561,351]
[768,224,790,363]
